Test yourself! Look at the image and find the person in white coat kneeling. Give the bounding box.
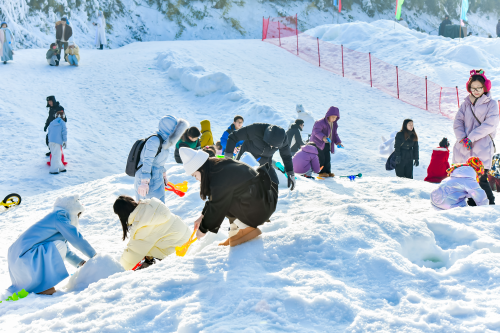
[8,195,96,295]
[113,195,191,270]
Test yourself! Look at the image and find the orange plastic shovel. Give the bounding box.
[165,181,188,197]
[175,229,197,257]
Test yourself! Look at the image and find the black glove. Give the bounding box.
[414,160,419,167]
[395,156,401,165]
[224,152,233,159]
[287,172,296,191]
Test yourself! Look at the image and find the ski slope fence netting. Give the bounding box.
[262,16,489,120]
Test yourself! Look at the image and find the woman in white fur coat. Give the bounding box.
[93,10,107,49]
[8,195,96,295]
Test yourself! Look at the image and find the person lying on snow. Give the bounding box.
[292,142,324,178]
[424,138,450,183]
[180,148,278,247]
[431,157,488,210]
[174,126,201,163]
[47,109,68,174]
[7,195,96,295]
[113,195,191,270]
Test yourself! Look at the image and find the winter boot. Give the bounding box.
[46,152,51,156]
[37,287,56,295]
[329,173,335,177]
[136,257,156,270]
[229,227,262,247]
[319,173,331,178]
[219,223,239,246]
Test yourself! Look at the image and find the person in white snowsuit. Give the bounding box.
[431,157,488,210]
[135,116,188,202]
[47,109,67,174]
[93,11,107,50]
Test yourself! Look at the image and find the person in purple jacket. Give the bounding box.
[310,106,343,177]
[292,142,324,178]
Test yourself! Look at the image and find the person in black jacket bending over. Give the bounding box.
[224,123,295,190]
[180,148,278,247]
[44,96,67,156]
[394,119,419,179]
[286,119,305,156]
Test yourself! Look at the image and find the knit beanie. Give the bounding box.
[180,148,209,175]
[446,156,484,182]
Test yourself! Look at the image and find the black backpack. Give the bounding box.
[125,135,164,177]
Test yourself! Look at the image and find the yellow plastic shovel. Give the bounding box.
[175,229,197,257]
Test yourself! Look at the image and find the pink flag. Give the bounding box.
[338,0,342,12]
[395,0,399,16]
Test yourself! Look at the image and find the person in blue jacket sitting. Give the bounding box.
[7,195,96,295]
[220,115,245,155]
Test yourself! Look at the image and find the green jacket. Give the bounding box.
[46,49,59,59]
[174,138,200,163]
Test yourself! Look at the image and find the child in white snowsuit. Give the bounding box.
[47,110,67,174]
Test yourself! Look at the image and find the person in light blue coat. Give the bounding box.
[8,195,96,295]
[135,115,189,202]
[0,22,14,64]
[47,108,68,174]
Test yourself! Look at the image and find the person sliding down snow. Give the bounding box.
[174,126,201,163]
[310,106,342,178]
[292,142,324,177]
[431,157,488,210]
[180,148,278,247]
[224,123,295,190]
[44,96,67,155]
[286,119,305,156]
[7,195,96,295]
[424,138,450,183]
[200,120,214,147]
[47,109,67,174]
[113,195,191,270]
[135,116,188,203]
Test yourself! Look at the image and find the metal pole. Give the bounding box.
[396,66,399,99]
[296,13,299,55]
[369,52,372,87]
[278,21,281,47]
[341,44,344,77]
[262,16,264,41]
[425,76,428,110]
[317,37,321,66]
[439,87,443,114]
[456,86,460,109]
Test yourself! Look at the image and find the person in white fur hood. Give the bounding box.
[7,195,96,295]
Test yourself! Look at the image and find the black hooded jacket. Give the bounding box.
[44,97,67,132]
[439,18,452,36]
[225,123,293,173]
[286,123,305,155]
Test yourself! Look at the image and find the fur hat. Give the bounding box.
[180,148,209,175]
[53,194,85,227]
[466,69,492,93]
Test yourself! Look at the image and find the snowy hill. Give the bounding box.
[1,21,500,331]
[1,0,499,49]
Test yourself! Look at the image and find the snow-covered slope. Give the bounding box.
[1,21,500,332]
[1,0,499,49]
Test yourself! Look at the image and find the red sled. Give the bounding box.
[47,147,68,166]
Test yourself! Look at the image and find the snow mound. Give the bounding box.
[64,254,124,292]
[156,51,239,98]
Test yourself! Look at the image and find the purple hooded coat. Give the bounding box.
[311,107,341,153]
[452,92,499,169]
[293,145,321,174]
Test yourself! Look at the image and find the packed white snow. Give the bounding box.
[1,20,500,332]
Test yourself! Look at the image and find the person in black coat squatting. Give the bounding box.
[394,119,419,179]
[286,119,305,156]
[224,123,296,190]
[180,148,278,247]
[44,96,67,156]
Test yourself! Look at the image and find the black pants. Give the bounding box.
[468,170,495,205]
[321,143,332,174]
[396,160,413,179]
[100,44,103,50]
